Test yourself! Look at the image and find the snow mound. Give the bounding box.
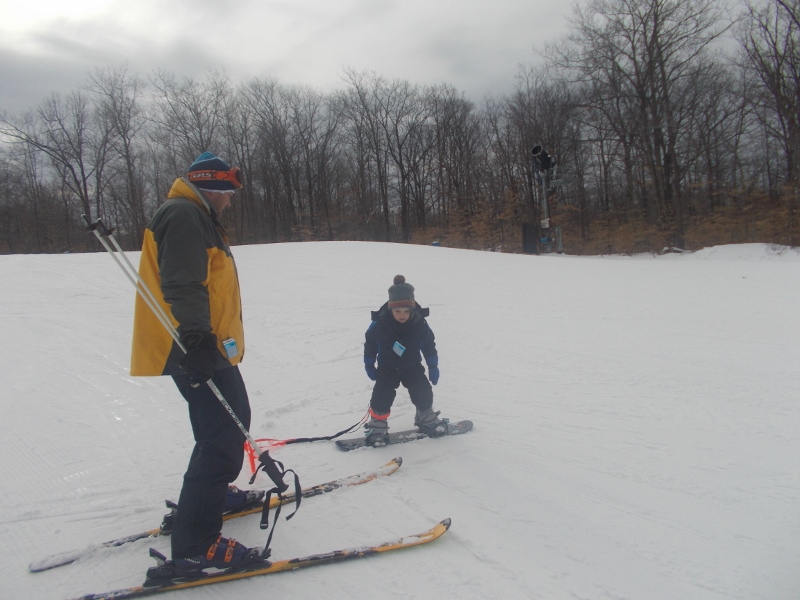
[680,243,800,261]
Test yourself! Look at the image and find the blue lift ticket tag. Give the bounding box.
[222,338,238,359]
[392,341,406,356]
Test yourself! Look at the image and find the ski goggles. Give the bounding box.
[187,167,243,189]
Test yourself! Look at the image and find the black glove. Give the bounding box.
[180,332,218,386]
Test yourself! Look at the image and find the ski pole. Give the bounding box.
[83,215,292,495]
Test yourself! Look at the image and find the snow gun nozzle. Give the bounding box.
[82,214,115,237]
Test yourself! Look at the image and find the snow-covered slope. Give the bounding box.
[2,242,799,600]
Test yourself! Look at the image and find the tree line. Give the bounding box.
[1,0,798,255]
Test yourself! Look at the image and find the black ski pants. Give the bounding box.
[170,366,251,558]
[369,363,433,416]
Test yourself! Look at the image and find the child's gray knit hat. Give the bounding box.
[388,275,415,309]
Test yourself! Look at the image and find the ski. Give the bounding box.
[67,518,451,600]
[30,457,402,573]
[336,420,473,451]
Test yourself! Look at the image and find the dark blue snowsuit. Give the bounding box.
[364,303,438,415]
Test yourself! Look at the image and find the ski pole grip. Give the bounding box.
[258,451,289,494]
[82,214,115,237]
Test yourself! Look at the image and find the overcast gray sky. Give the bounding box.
[0,0,573,115]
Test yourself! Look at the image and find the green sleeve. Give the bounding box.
[152,199,215,335]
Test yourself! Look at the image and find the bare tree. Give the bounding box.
[149,70,231,169]
[245,78,302,239]
[87,65,150,246]
[338,86,383,239]
[286,86,342,239]
[216,85,259,242]
[551,0,731,246]
[0,91,112,223]
[378,79,433,241]
[428,84,478,224]
[737,0,800,243]
[341,70,395,241]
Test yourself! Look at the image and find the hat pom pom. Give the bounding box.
[393,275,406,285]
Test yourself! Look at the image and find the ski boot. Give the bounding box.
[144,536,268,586]
[415,408,449,437]
[224,485,266,513]
[364,413,390,447]
[159,486,264,535]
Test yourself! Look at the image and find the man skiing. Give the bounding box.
[130,151,261,574]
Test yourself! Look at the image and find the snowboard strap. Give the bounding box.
[249,450,301,559]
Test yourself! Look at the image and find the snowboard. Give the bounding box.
[335,420,473,451]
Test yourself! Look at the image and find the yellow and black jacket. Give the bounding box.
[130,177,245,376]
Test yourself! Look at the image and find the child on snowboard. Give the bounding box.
[363,275,447,446]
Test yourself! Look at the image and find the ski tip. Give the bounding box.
[393,456,403,466]
[29,548,87,572]
[28,561,60,573]
[440,518,452,530]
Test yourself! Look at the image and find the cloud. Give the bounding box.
[0,48,90,116]
[0,0,570,115]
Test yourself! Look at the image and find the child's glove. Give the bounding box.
[364,360,377,381]
[426,358,439,385]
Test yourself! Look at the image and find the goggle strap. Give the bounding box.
[187,168,242,188]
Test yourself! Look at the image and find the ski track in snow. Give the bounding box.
[1,242,799,600]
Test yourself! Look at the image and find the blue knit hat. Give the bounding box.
[187,151,242,192]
